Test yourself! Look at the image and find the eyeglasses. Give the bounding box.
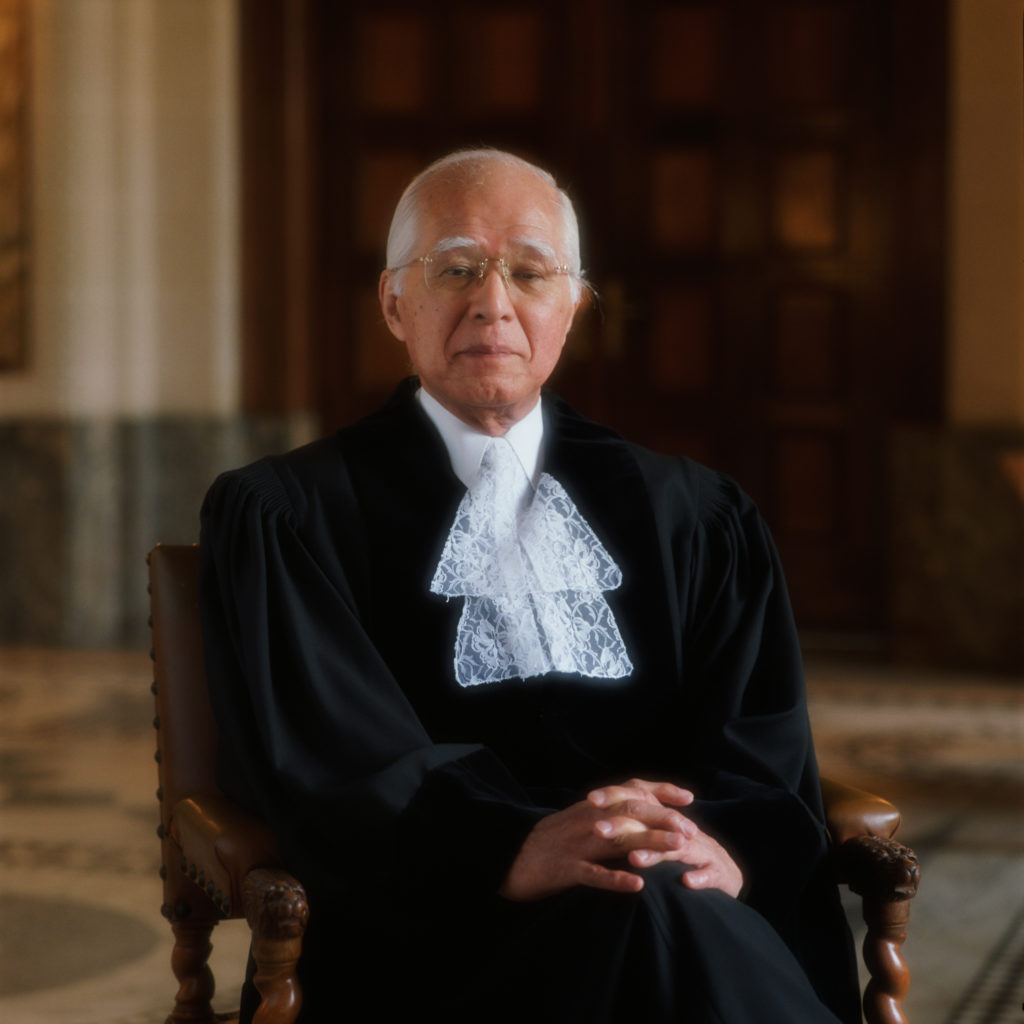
[392,245,574,301]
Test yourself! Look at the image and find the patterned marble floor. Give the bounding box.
[0,649,1020,1023]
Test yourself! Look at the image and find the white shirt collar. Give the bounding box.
[416,386,544,490]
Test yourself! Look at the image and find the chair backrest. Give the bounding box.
[148,543,221,913]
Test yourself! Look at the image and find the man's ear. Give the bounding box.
[379,271,406,341]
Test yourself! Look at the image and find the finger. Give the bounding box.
[576,860,645,894]
[595,801,696,837]
[594,814,690,846]
[678,846,743,898]
[588,780,694,809]
[628,847,687,868]
[627,829,724,871]
[626,829,712,868]
[625,779,695,807]
[587,784,654,808]
[682,869,712,889]
[594,822,687,857]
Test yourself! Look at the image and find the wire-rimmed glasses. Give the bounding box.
[392,244,575,302]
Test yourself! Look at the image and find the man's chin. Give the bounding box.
[429,378,541,432]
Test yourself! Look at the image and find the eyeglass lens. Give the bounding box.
[423,248,566,297]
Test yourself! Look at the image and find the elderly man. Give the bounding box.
[200,150,861,1023]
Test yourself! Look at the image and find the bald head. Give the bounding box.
[385,149,583,293]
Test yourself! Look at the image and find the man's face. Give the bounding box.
[379,165,580,433]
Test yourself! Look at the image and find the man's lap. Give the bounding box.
[286,865,841,1024]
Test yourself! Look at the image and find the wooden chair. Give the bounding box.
[149,543,308,1024]
[147,543,920,1024]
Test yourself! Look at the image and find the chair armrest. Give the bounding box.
[170,794,289,918]
[823,779,920,1024]
[820,776,901,845]
[171,796,309,1024]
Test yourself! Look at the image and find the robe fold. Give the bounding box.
[200,379,860,1023]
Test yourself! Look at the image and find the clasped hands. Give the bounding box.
[499,778,743,902]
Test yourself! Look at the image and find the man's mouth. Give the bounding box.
[457,345,519,358]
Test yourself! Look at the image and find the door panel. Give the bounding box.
[242,0,947,636]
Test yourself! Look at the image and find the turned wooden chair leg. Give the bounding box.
[862,898,912,1024]
[166,912,218,1024]
[244,869,310,1024]
[834,835,920,1024]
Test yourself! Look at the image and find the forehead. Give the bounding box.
[416,166,565,254]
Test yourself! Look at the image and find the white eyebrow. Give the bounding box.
[430,235,560,262]
[432,236,481,253]
[508,236,559,262]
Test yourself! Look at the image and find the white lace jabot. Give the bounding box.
[419,390,633,688]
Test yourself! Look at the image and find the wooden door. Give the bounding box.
[241,0,947,637]
[584,0,910,631]
[309,0,589,428]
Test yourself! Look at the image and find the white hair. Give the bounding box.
[385,149,585,300]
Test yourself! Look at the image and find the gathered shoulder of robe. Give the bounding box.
[200,379,860,1023]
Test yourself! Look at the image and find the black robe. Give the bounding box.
[200,380,860,1023]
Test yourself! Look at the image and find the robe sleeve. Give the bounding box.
[665,464,833,928]
[199,457,545,906]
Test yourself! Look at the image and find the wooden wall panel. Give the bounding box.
[357,15,430,113]
[770,288,844,399]
[355,287,409,388]
[652,6,720,108]
[240,0,318,414]
[355,152,423,251]
[773,433,842,537]
[651,288,713,393]
[765,3,853,105]
[772,149,842,251]
[651,148,716,250]
[455,12,544,114]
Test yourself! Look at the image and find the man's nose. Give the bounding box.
[469,262,514,319]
